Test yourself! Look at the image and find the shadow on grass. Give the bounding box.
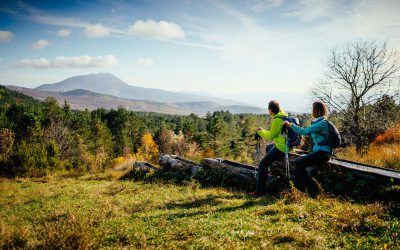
[163,195,227,210]
[141,193,277,221]
[120,167,400,221]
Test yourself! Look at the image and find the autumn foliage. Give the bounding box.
[137,133,159,164]
[374,123,400,145]
[338,123,400,170]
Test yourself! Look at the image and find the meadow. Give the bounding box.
[1,171,399,249]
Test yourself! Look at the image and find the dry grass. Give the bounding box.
[337,143,400,170]
[1,173,399,249]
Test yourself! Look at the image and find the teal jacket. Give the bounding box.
[290,116,332,154]
[257,110,287,153]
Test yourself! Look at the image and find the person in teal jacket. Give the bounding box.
[249,100,287,196]
[284,101,332,195]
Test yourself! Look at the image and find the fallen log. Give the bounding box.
[202,158,256,187]
[119,161,158,180]
[158,155,201,174]
[290,151,400,185]
[158,153,400,185]
[133,161,159,172]
[155,154,400,198]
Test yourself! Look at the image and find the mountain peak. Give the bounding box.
[76,72,121,79]
[36,73,128,96]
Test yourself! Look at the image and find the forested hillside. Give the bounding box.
[1,86,399,178]
[0,87,286,177]
[0,86,40,107]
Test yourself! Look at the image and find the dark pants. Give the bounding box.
[256,143,284,192]
[294,150,330,193]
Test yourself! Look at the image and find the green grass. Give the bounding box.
[1,172,399,249]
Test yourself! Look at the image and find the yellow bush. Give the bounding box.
[139,133,159,164]
[113,156,125,165]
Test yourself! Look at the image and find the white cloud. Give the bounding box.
[15,54,117,68]
[31,39,49,50]
[84,23,110,38]
[57,28,72,37]
[30,13,215,47]
[137,58,154,66]
[286,0,340,21]
[0,30,14,42]
[249,0,283,12]
[128,19,185,40]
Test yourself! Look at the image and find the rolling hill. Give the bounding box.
[0,85,41,107]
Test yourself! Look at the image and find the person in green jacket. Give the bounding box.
[249,100,287,196]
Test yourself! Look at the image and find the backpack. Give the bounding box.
[325,120,341,148]
[276,116,302,147]
[315,119,342,148]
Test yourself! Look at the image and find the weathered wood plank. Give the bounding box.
[290,151,400,184]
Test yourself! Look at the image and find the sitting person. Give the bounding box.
[283,101,332,195]
[249,100,287,196]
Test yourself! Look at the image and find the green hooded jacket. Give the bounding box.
[256,110,287,153]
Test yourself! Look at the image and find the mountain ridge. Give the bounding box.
[36,73,247,106]
[5,85,265,116]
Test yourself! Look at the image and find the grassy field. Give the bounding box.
[1,172,399,249]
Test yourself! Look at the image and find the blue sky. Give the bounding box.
[1,0,400,112]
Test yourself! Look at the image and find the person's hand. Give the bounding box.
[256,127,263,131]
[283,121,291,127]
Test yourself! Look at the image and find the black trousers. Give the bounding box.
[256,143,284,192]
[294,150,330,193]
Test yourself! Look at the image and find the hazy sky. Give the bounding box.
[1,0,400,112]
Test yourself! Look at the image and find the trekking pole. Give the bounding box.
[254,133,261,178]
[284,133,291,179]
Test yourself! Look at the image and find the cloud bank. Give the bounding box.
[16,55,117,68]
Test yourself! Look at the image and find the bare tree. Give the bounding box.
[43,117,74,160]
[312,41,400,153]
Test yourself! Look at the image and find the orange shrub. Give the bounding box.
[374,123,400,144]
[203,148,214,158]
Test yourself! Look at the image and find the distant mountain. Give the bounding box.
[36,73,242,105]
[5,86,265,115]
[174,102,265,114]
